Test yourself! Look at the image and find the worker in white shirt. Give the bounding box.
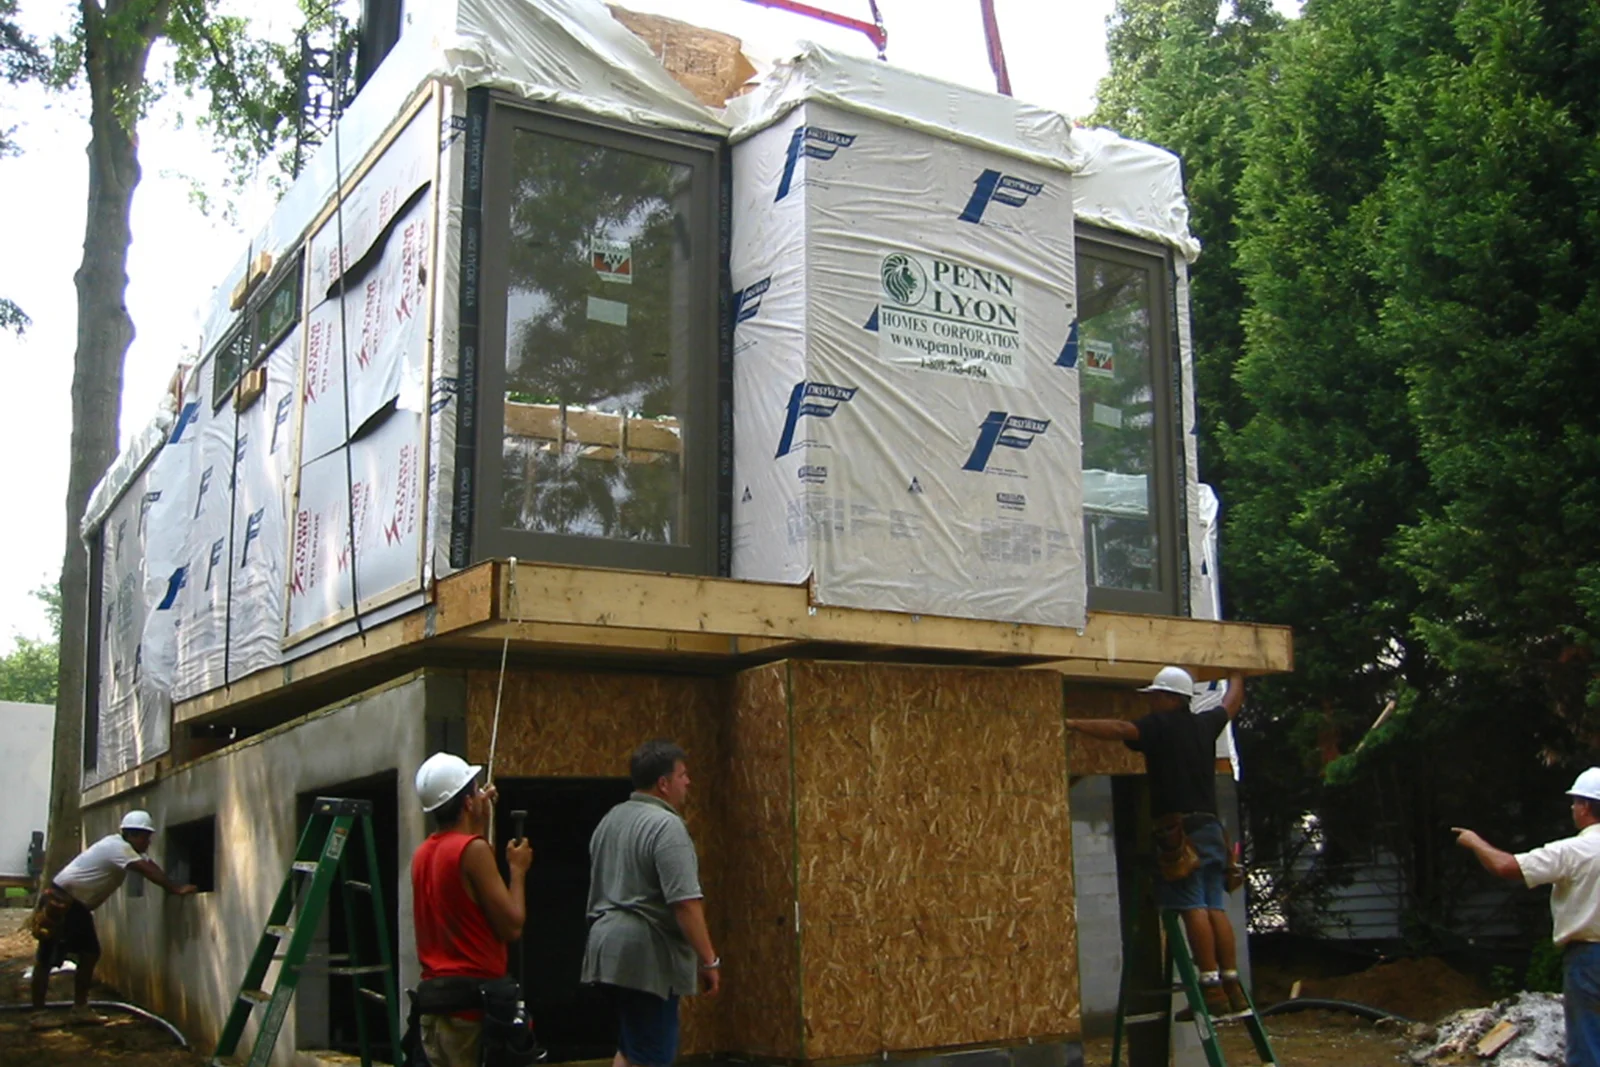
[1454,769,1600,1067]
[29,810,196,1021]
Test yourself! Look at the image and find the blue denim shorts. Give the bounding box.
[1156,817,1228,911]
[606,984,680,1067]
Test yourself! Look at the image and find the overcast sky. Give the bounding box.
[0,0,1146,642]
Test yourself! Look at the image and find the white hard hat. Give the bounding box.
[1568,768,1600,802]
[1139,666,1195,699]
[415,752,482,813]
[120,810,156,833]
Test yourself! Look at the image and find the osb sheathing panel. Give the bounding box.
[1065,685,1148,776]
[465,669,723,1054]
[717,663,803,1057]
[787,662,1080,1059]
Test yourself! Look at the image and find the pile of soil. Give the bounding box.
[1297,956,1494,1023]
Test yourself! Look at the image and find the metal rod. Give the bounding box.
[741,0,888,54]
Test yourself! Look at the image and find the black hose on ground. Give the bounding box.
[1257,997,1416,1025]
[0,1000,190,1047]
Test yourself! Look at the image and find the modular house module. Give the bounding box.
[72,1,1291,1064]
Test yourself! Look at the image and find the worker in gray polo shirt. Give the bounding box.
[582,739,720,1067]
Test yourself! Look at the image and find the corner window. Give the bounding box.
[472,101,723,574]
[1076,229,1181,615]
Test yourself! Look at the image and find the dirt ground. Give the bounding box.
[0,909,205,1066]
[0,906,1496,1067]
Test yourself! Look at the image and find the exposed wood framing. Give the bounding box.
[170,558,1292,730]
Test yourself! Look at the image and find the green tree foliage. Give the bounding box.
[0,584,63,705]
[1380,0,1600,732]
[1091,0,1283,479]
[0,0,46,335]
[1096,0,1599,934]
[37,0,323,878]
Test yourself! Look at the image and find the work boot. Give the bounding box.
[1222,972,1251,1014]
[1176,981,1231,1021]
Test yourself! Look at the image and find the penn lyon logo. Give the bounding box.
[874,252,1026,386]
[959,169,1044,225]
[963,411,1051,474]
[776,126,857,202]
[775,381,858,458]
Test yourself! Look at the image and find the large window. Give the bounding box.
[472,101,723,573]
[1077,229,1182,615]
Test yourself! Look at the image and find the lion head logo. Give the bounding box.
[880,253,927,306]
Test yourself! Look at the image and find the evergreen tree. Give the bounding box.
[1091,0,1283,481]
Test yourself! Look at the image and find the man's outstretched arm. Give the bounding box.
[1452,828,1523,882]
[1065,719,1139,742]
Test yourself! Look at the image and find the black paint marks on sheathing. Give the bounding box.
[715,145,734,577]
[450,89,489,570]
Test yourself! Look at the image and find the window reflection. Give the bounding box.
[499,129,692,544]
[1079,254,1160,592]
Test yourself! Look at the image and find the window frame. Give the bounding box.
[210,250,305,411]
[470,98,725,575]
[1075,225,1184,617]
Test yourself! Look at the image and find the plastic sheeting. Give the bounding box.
[287,408,427,640]
[199,0,721,361]
[724,44,1078,175]
[1070,127,1200,262]
[90,461,169,786]
[730,101,1086,627]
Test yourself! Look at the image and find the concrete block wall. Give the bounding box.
[83,670,457,1067]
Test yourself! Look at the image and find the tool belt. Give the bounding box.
[1151,813,1246,893]
[1152,813,1201,882]
[401,975,545,1067]
[26,885,73,942]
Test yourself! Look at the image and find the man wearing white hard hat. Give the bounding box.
[405,752,541,1067]
[1066,665,1248,1017]
[1455,769,1600,1066]
[29,810,196,1021]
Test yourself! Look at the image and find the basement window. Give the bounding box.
[164,816,217,893]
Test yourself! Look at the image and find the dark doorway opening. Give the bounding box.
[494,777,633,1062]
[295,772,401,1061]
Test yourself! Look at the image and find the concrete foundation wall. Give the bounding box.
[84,671,457,1067]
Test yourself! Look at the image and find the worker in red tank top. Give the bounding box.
[411,752,533,1067]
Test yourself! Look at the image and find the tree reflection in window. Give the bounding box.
[1078,255,1160,592]
[499,129,692,544]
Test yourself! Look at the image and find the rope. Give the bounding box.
[329,12,366,639]
[485,556,518,787]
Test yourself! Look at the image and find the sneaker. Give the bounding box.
[63,1005,108,1026]
[1222,974,1251,1014]
[27,1010,59,1030]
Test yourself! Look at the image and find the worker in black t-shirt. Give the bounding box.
[1067,666,1247,1015]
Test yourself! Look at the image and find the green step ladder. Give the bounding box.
[1111,909,1279,1067]
[213,797,402,1067]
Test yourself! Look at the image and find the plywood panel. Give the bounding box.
[1066,684,1148,776]
[716,663,803,1058]
[788,662,1078,1059]
[465,668,724,1053]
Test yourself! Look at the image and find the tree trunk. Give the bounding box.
[41,0,166,881]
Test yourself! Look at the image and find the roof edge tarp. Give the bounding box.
[199,0,725,357]
[80,401,177,539]
[1070,126,1200,262]
[724,44,1079,175]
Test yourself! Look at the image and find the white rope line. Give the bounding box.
[485,556,518,787]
